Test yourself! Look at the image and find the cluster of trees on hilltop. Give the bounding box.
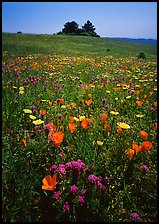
[57,20,100,37]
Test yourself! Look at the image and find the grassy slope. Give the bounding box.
[2,32,157,59]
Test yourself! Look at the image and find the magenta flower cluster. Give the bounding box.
[50,160,110,213]
[88,174,110,191]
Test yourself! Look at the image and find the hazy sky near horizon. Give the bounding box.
[2,2,157,39]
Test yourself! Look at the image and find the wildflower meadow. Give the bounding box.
[2,33,157,222]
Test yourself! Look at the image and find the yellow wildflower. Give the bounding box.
[33,119,44,125]
[117,122,130,129]
[23,109,32,114]
[97,141,104,146]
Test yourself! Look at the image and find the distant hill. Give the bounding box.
[103,37,157,46]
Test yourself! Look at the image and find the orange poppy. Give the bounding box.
[49,121,56,129]
[68,123,77,133]
[154,102,157,108]
[114,87,121,92]
[101,113,107,122]
[42,174,57,191]
[117,127,123,134]
[127,149,135,160]
[120,83,127,87]
[71,103,76,109]
[132,143,140,155]
[88,93,92,98]
[141,141,152,151]
[85,99,92,106]
[40,109,47,116]
[149,92,153,95]
[143,94,147,99]
[60,98,64,104]
[22,139,26,148]
[52,132,64,148]
[81,118,91,129]
[48,130,64,147]
[81,100,85,107]
[84,86,88,92]
[134,90,140,95]
[104,123,110,132]
[70,116,74,123]
[140,130,148,140]
[36,100,41,106]
[136,100,143,106]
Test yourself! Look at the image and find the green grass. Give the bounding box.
[2,32,157,222]
[2,32,157,58]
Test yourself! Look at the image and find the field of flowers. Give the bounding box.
[2,34,157,222]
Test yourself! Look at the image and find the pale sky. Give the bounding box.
[2,2,157,39]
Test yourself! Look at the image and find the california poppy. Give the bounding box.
[36,100,41,106]
[49,121,56,130]
[117,127,123,134]
[52,132,64,148]
[134,90,140,95]
[60,98,64,104]
[141,141,152,151]
[81,100,85,107]
[140,130,148,140]
[104,123,110,132]
[136,100,143,106]
[101,113,107,122]
[81,118,91,129]
[40,109,47,116]
[71,103,76,109]
[88,93,92,98]
[132,143,140,155]
[22,139,26,148]
[42,174,57,191]
[154,102,157,108]
[70,116,74,123]
[69,123,77,133]
[85,99,92,106]
[127,149,135,160]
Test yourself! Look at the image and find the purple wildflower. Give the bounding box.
[63,201,70,213]
[105,105,109,109]
[88,174,101,185]
[78,196,85,206]
[58,114,62,121]
[56,98,61,103]
[97,181,106,190]
[44,124,51,135]
[71,160,86,175]
[130,212,141,222]
[102,98,106,104]
[65,162,73,172]
[52,191,61,200]
[150,107,155,112]
[50,164,57,172]
[30,105,36,111]
[140,164,149,173]
[81,189,87,195]
[58,164,66,175]
[70,185,78,195]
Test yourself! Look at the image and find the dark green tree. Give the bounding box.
[82,20,100,37]
[62,21,79,35]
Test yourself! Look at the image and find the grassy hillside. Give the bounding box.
[2,32,157,58]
